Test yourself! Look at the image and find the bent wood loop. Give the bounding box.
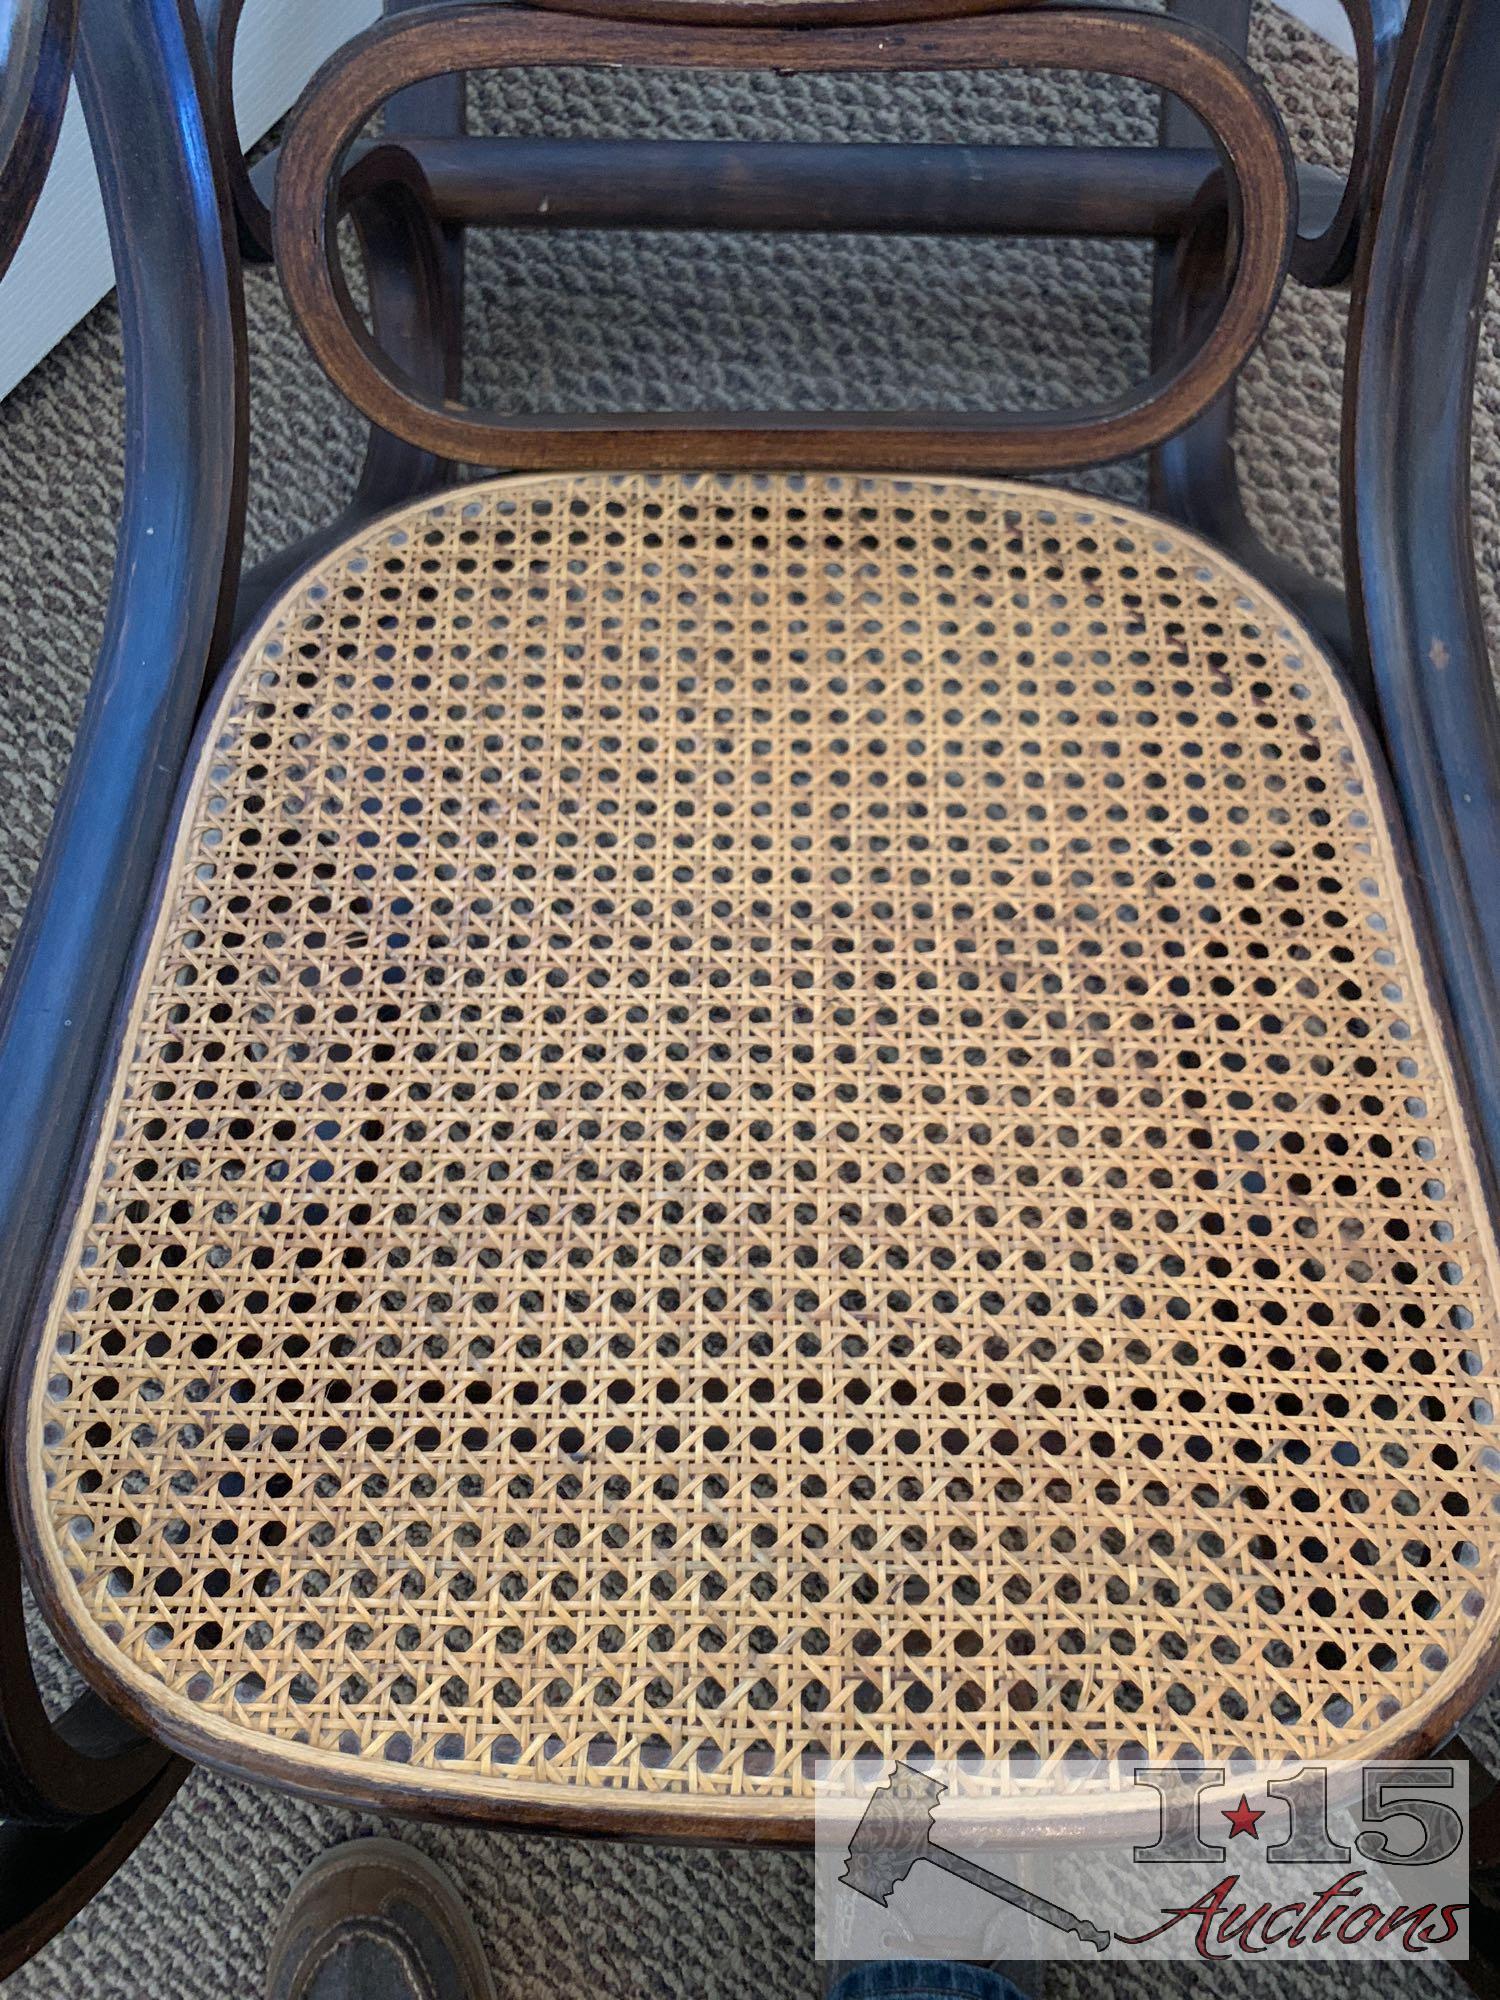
[22,469,1500,1828]
[525,0,1039,19]
[0,0,76,282]
[0,0,231,1894]
[1289,0,1408,289]
[197,0,273,259]
[274,5,1295,474]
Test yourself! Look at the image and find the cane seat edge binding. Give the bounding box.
[16,468,1500,1834]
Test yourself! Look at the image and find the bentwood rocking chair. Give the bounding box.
[2,0,1500,1976]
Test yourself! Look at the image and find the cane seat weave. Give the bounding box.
[21,471,1500,1831]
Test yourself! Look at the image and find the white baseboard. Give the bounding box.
[0,0,1355,403]
[0,0,380,402]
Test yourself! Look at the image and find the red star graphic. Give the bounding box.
[1222,1794,1264,1840]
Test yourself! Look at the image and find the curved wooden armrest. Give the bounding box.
[1289,0,1408,289]
[0,0,242,1882]
[0,1762,186,1982]
[1345,0,1500,1187]
[0,0,75,281]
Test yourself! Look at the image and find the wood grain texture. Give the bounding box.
[398,136,1226,239]
[272,5,1295,473]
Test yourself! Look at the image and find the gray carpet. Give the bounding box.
[1,8,1497,1995]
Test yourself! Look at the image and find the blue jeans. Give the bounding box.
[828,1965,1033,2000]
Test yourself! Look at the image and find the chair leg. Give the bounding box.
[0,1494,187,1975]
[1431,1737,1500,1997]
[0,1763,187,1982]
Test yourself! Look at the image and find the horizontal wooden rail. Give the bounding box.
[398,136,1223,237]
[258,131,1346,256]
[276,5,1295,473]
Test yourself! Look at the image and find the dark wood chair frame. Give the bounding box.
[1,0,1499,1978]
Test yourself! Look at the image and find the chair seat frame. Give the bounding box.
[0,0,1498,1976]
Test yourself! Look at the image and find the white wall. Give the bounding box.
[0,0,1353,403]
[0,0,380,401]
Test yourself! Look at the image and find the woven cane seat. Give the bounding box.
[20,471,1500,1831]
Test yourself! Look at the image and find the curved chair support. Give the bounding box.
[0,0,75,281]
[274,5,1294,473]
[1149,178,1365,697]
[198,0,471,299]
[1289,0,1408,288]
[0,1504,166,1823]
[1148,0,1374,701]
[197,0,272,259]
[0,0,246,1867]
[1344,0,1500,1185]
[0,0,1490,1955]
[0,0,247,1393]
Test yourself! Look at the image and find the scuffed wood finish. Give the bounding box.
[1147,0,1361,692]
[273,5,1295,472]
